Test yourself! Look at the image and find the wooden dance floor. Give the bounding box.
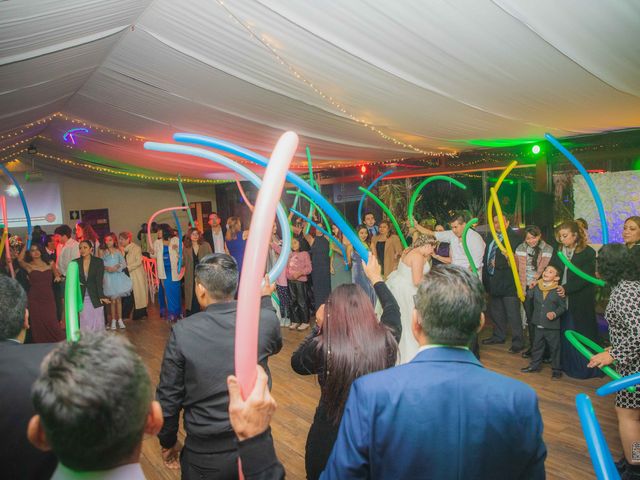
[127,307,621,480]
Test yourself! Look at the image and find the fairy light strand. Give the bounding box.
[215,0,455,158]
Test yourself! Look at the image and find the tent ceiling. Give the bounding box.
[1,0,639,178]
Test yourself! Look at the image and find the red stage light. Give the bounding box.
[360,165,367,174]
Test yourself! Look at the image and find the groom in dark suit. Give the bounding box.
[321,264,546,479]
[0,276,58,479]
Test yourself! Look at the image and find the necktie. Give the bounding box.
[488,234,502,275]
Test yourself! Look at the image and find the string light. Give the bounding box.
[26,152,232,184]
[214,0,456,158]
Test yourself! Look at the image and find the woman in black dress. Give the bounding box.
[304,227,332,315]
[552,220,601,379]
[291,253,401,480]
[588,245,640,478]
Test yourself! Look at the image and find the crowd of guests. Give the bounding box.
[1,211,639,479]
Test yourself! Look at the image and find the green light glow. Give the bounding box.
[532,145,541,154]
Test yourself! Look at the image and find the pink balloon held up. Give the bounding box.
[146,206,189,255]
[235,131,298,399]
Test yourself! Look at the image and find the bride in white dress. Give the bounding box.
[385,233,437,363]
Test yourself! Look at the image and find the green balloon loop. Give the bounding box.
[357,187,408,248]
[408,176,467,227]
[462,218,479,274]
[64,261,83,342]
[565,330,635,392]
[177,174,196,228]
[558,252,606,287]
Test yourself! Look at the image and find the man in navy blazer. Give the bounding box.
[321,264,546,480]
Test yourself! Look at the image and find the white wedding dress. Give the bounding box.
[385,259,431,364]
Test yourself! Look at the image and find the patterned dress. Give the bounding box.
[606,280,640,408]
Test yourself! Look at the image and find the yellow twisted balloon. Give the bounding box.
[487,161,518,254]
[489,187,525,302]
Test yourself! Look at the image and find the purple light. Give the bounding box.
[63,128,89,144]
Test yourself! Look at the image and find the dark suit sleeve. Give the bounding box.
[291,327,322,375]
[552,293,566,318]
[320,380,370,479]
[156,328,185,448]
[260,295,276,313]
[374,282,401,343]
[238,429,285,480]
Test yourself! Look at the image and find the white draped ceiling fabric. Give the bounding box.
[1,0,639,179]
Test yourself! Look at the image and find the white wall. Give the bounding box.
[10,171,218,241]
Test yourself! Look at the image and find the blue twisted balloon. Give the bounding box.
[171,210,183,272]
[575,394,619,480]
[0,163,32,248]
[143,142,290,284]
[172,133,368,263]
[290,208,348,267]
[545,133,609,244]
[358,169,395,225]
[597,372,640,397]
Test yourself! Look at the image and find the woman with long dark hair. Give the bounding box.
[74,240,110,332]
[183,227,212,315]
[552,220,600,379]
[589,244,640,478]
[515,225,554,357]
[291,253,400,479]
[347,224,376,306]
[371,219,403,278]
[75,221,100,254]
[17,243,64,343]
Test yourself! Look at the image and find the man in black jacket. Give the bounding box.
[481,215,524,353]
[156,253,282,479]
[0,276,58,479]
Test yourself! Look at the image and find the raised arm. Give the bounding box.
[17,245,31,272]
[363,253,401,342]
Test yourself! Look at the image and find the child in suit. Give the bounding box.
[521,265,566,379]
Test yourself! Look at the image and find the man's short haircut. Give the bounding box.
[54,225,72,238]
[364,212,375,219]
[195,253,239,300]
[0,276,27,340]
[32,333,151,471]
[415,264,486,346]
[448,211,468,225]
[118,231,133,242]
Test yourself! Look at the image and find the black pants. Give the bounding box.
[529,327,561,371]
[53,281,64,322]
[180,448,239,480]
[305,406,339,480]
[288,279,309,324]
[488,295,523,350]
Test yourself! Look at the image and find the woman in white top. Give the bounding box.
[385,233,437,363]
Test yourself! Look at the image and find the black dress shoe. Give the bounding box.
[521,366,541,373]
[521,349,532,358]
[551,371,563,379]
[482,338,505,345]
[542,357,552,364]
[508,347,524,354]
